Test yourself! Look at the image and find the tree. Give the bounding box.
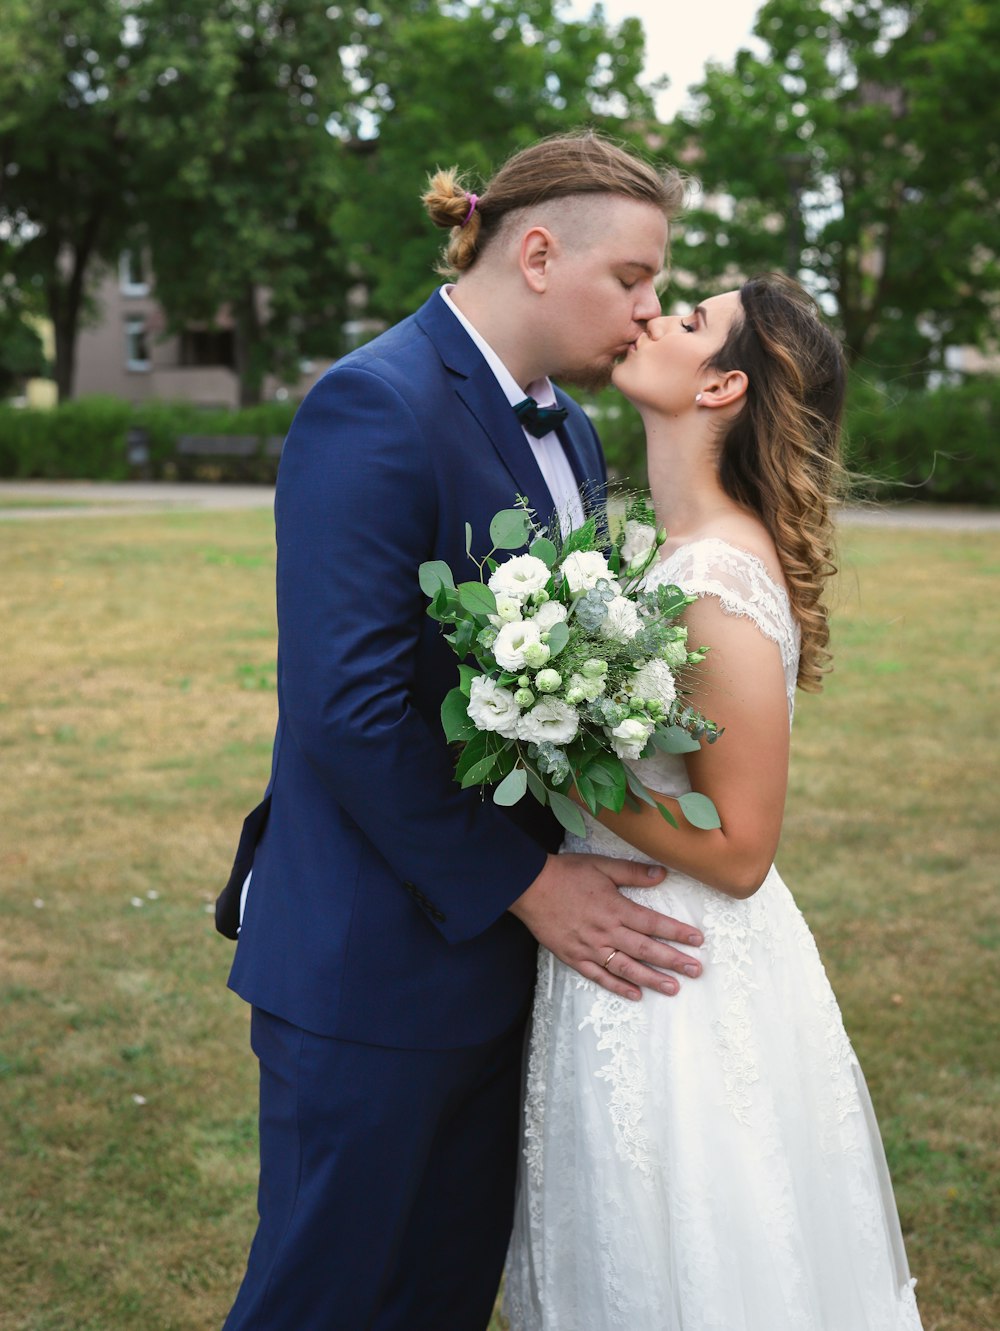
[0,0,665,405]
[134,0,359,406]
[664,0,1000,375]
[0,0,148,400]
[331,0,662,328]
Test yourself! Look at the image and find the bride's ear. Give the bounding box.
[698,370,748,409]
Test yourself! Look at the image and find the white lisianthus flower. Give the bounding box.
[488,593,523,628]
[534,668,562,694]
[630,658,677,710]
[529,600,568,631]
[600,596,643,641]
[609,716,655,760]
[568,671,606,702]
[620,520,657,566]
[517,698,579,747]
[493,620,543,670]
[488,554,550,603]
[661,636,689,669]
[561,549,611,594]
[522,640,551,668]
[467,676,521,739]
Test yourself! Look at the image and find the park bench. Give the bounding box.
[126,428,284,480]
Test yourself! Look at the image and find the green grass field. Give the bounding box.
[1,510,997,1330]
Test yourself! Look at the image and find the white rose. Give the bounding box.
[561,550,611,594]
[600,595,643,641]
[620,520,657,566]
[609,716,655,760]
[517,698,580,747]
[630,658,677,709]
[467,676,521,739]
[529,600,568,631]
[488,554,551,603]
[493,620,543,671]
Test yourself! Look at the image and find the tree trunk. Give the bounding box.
[47,214,102,402]
[235,284,264,408]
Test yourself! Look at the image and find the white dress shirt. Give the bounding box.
[439,286,586,536]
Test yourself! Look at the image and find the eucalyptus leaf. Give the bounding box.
[490,508,531,550]
[530,537,558,567]
[548,790,588,838]
[525,767,548,805]
[678,790,722,830]
[655,801,680,829]
[624,766,657,807]
[545,620,570,658]
[457,581,498,616]
[652,726,702,755]
[418,560,455,598]
[465,522,474,557]
[493,766,527,807]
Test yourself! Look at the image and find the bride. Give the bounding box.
[503,274,923,1330]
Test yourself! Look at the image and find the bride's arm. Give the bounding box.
[591,595,791,899]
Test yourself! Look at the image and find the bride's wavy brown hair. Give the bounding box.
[706,274,847,691]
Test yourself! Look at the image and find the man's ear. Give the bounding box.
[519,226,555,293]
[699,369,748,409]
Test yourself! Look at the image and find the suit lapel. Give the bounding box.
[415,294,556,512]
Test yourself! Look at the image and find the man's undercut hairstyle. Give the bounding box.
[422,130,685,277]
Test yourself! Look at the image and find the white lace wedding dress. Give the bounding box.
[503,538,923,1331]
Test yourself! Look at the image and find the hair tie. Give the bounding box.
[461,192,479,226]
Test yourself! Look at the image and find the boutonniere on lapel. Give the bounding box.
[418,495,723,839]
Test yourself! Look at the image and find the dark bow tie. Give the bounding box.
[513,396,568,438]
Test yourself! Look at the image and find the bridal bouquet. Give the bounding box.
[419,498,721,839]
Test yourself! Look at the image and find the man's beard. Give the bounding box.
[551,356,619,394]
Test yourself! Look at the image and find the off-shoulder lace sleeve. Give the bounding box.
[646,537,800,717]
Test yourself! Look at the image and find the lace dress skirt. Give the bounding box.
[503,839,923,1331]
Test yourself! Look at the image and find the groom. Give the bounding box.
[219,132,704,1331]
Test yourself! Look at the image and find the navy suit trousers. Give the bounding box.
[222,1007,528,1331]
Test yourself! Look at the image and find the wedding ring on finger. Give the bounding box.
[602,949,619,970]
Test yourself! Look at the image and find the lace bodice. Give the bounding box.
[651,536,800,719]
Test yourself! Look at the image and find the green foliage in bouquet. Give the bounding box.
[419,499,722,840]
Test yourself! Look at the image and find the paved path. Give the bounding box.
[1,480,999,529]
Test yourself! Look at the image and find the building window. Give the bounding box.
[125,316,151,371]
[119,250,150,297]
[179,327,235,368]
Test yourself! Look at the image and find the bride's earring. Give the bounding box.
[695,393,703,403]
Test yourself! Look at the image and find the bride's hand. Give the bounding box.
[508,853,703,1000]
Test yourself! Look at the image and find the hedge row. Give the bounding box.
[0,378,998,504]
[0,398,297,481]
[589,373,1000,506]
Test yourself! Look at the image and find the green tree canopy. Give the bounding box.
[1,0,666,403]
[330,0,660,326]
[665,0,1000,377]
[0,0,148,400]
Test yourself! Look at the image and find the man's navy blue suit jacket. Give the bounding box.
[225,292,606,1049]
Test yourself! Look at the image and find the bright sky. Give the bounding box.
[576,0,765,119]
